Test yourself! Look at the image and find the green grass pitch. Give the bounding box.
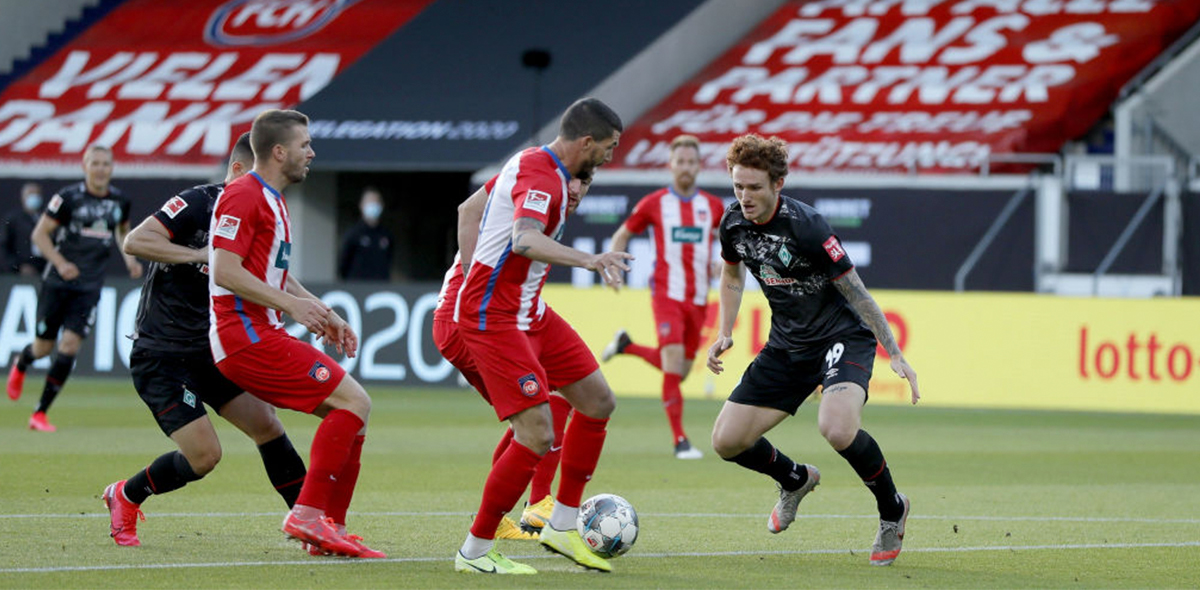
[1,379,1198,588]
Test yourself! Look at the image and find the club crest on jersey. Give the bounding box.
[162,196,188,219]
[517,373,541,397]
[523,190,551,214]
[778,245,793,267]
[215,215,241,240]
[309,361,332,383]
[823,236,846,262]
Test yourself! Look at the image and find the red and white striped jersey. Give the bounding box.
[456,147,570,331]
[624,187,724,305]
[208,172,292,362]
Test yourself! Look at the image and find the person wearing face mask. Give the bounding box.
[1,182,47,276]
[337,187,394,281]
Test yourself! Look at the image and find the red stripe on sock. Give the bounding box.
[274,476,306,490]
[863,459,888,482]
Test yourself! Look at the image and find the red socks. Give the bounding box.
[625,343,662,369]
[296,409,364,511]
[491,427,515,465]
[470,439,542,539]
[325,434,364,525]
[662,372,686,444]
[530,395,571,502]
[556,411,608,508]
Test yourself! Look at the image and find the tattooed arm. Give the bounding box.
[511,217,632,290]
[833,268,920,404]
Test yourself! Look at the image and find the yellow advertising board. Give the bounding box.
[544,285,1200,415]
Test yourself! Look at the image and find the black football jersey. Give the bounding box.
[131,183,223,353]
[42,182,131,291]
[719,195,866,350]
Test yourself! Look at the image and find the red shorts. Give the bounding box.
[432,317,490,404]
[216,332,346,414]
[651,296,709,359]
[458,307,598,421]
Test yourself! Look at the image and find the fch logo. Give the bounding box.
[205,0,357,47]
[517,373,541,397]
[309,361,332,383]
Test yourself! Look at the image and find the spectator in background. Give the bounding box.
[338,187,394,281]
[2,182,47,276]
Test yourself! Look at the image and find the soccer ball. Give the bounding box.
[577,493,638,558]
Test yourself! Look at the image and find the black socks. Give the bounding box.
[34,353,75,414]
[15,345,35,372]
[257,434,307,508]
[125,451,202,505]
[837,430,904,521]
[727,437,810,491]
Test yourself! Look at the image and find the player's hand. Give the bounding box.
[587,251,633,292]
[890,356,920,404]
[707,334,734,374]
[320,312,359,358]
[287,297,330,335]
[127,260,143,279]
[56,261,80,280]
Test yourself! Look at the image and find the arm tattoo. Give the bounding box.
[834,271,901,357]
[511,218,546,256]
[726,282,743,293]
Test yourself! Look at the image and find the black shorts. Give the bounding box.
[729,328,876,415]
[130,347,244,436]
[35,285,100,340]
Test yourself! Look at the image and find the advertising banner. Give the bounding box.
[0,0,431,171]
[3,277,1196,415]
[0,277,455,384]
[547,286,1200,416]
[616,0,1200,173]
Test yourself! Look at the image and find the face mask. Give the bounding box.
[363,202,383,221]
[24,194,42,211]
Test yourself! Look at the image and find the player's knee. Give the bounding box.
[818,418,856,450]
[513,424,553,455]
[253,417,287,445]
[56,340,81,356]
[711,430,747,460]
[186,445,222,476]
[31,339,54,358]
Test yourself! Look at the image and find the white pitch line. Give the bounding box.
[6,511,1200,525]
[3,541,1199,575]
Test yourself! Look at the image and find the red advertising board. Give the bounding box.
[617,0,1200,174]
[0,0,431,172]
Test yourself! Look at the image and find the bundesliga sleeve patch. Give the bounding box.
[523,190,551,214]
[161,196,188,219]
[47,194,63,214]
[215,215,241,240]
[823,236,846,262]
